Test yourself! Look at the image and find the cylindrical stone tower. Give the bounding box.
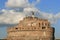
[7,12,55,40]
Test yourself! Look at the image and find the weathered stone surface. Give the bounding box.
[7,13,55,40]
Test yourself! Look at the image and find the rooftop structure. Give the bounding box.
[7,12,55,40]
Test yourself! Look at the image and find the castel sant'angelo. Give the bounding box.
[7,12,55,40]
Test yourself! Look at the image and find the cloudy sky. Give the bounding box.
[0,0,60,39]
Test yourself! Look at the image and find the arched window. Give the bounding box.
[39,23,40,27]
[42,22,44,25]
[15,28,18,29]
[22,28,24,29]
[34,27,36,29]
[45,23,47,26]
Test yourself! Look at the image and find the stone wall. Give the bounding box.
[7,17,55,40]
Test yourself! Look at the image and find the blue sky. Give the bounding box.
[0,0,60,39]
[36,0,60,13]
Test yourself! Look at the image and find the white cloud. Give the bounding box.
[24,7,60,24]
[0,0,60,25]
[24,7,38,13]
[0,9,25,24]
[40,12,60,24]
[0,0,41,24]
[0,8,60,24]
[5,0,29,8]
[37,0,40,2]
[5,0,40,8]
[55,13,60,19]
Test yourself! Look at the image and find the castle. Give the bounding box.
[7,12,55,40]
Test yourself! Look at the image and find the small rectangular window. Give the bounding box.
[42,27,46,29]
[39,23,40,27]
